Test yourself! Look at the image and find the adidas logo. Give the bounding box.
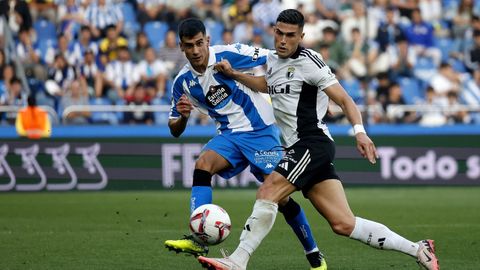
[288,149,295,154]
[378,238,386,249]
[278,162,288,171]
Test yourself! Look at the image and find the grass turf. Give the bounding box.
[1,187,479,270]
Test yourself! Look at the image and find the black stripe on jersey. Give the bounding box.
[296,81,328,139]
[300,49,326,69]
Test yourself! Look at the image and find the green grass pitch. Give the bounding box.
[1,187,480,270]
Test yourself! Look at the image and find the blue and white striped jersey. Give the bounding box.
[169,44,275,134]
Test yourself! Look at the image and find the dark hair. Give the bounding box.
[27,94,36,107]
[10,77,21,85]
[178,18,206,40]
[276,9,305,28]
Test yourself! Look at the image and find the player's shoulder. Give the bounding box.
[297,48,327,69]
[172,65,192,86]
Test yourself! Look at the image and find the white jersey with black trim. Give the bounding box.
[169,44,275,134]
[266,47,338,147]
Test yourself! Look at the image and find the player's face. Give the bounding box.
[274,22,304,59]
[180,32,210,73]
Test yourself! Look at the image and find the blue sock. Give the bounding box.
[287,208,318,252]
[190,186,212,213]
[280,198,318,253]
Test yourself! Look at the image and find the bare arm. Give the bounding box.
[324,83,378,164]
[214,59,268,93]
[168,94,193,137]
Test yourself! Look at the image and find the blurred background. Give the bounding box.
[1,0,480,191]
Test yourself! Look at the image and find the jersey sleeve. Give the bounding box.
[169,77,185,119]
[214,44,270,70]
[303,50,338,91]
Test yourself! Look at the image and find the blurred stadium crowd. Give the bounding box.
[0,0,480,126]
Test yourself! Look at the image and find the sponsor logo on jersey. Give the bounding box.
[288,149,295,154]
[286,66,295,79]
[268,84,290,95]
[205,84,232,108]
[252,47,260,61]
[265,163,274,169]
[267,67,272,75]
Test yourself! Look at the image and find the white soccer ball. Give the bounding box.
[189,204,231,246]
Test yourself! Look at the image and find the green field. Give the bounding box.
[1,187,480,270]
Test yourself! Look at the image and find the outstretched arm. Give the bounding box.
[324,83,378,164]
[168,94,193,138]
[214,59,268,93]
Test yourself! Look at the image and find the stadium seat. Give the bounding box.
[120,2,140,38]
[434,37,454,62]
[89,98,119,125]
[205,20,224,46]
[144,21,169,51]
[449,58,467,73]
[34,19,57,41]
[414,57,437,83]
[398,77,424,104]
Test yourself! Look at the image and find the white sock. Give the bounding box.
[230,199,278,268]
[349,217,419,257]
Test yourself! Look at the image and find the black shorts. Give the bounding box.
[274,137,340,196]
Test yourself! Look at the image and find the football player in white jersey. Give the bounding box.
[199,9,439,270]
[164,18,327,270]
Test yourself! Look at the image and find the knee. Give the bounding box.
[194,157,212,172]
[330,217,355,236]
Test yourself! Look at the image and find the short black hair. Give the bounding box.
[27,94,36,107]
[178,18,206,40]
[276,9,304,28]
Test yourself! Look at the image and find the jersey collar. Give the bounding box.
[290,46,303,59]
[187,46,216,77]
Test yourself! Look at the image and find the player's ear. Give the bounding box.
[179,41,185,52]
[206,36,210,47]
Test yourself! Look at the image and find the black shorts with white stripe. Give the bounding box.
[274,137,339,197]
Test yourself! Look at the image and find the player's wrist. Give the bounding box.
[353,124,366,135]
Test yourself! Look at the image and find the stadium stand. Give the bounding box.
[1,0,480,127]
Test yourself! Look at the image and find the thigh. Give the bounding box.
[306,179,355,227]
[196,150,231,173]
[203,134,248,178]
[257,171,297,203]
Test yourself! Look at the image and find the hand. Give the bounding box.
[214,59,235,78]
[176,94,193,118]
[355,133,378,164]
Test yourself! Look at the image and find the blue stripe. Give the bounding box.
[213,73,267,130]
[215,51,267,69]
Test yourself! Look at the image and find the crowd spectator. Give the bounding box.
[99,24,128,64]
[101,46,137,100]
[430,62,462,103]
[387,38,416,80]
[404,8,442,66]
[57,0,87,42]
[60,80,91,125]
[69,25,99,66]
[1,77,27,124]
[45,54,77,108]
[15,94,51,139]
[464,30,480,72]
[123,83,154,124]
[384,82,418,123]
[79,49,102,97]
[137,0,169,27]
[131,31,150,62]
[134,46,168,98]
[0,0,33,35]
[157,30,187,78]
[15,28,45,79]
[84,0,124,38]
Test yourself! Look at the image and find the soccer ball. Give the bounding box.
[189,204,231,245]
